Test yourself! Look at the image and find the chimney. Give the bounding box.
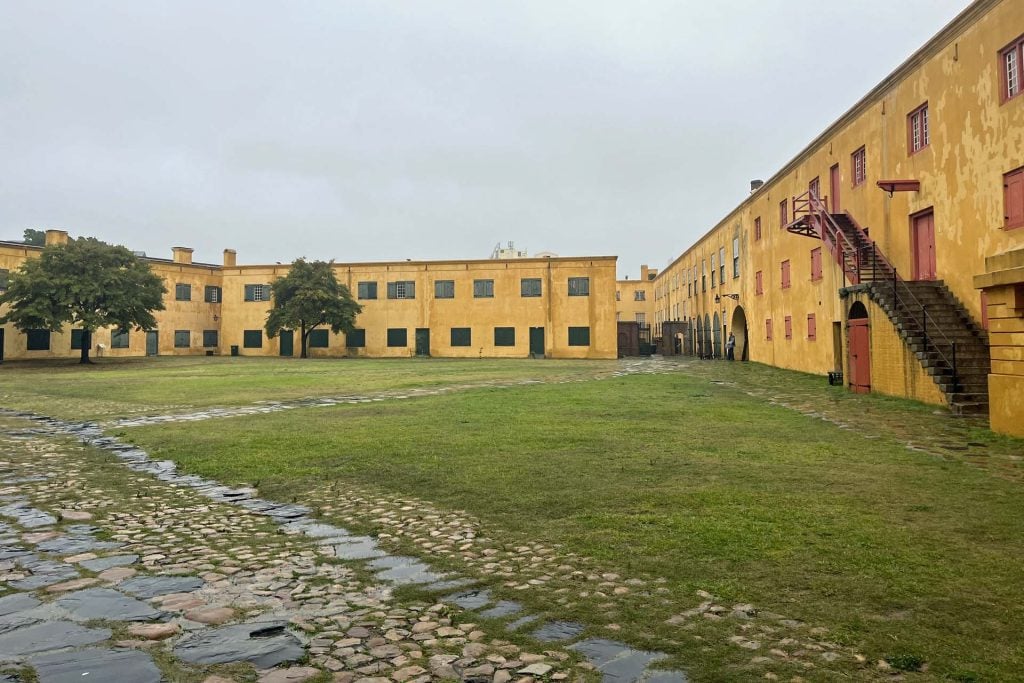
[171,247,193,265]
[750,179,765,193]
[223,249,237,267]
[44,229,69,247]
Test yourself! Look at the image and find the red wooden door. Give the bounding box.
[912,211,936,280]
[848,319,870,394]
[830,164,841,213]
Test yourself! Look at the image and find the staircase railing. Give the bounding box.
[886,271,961,394]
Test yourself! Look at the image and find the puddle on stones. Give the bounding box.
[330,537,387,561]
[569,638,686,683]
[479,601,523,619]
[30,647,162,683]
[531,620,586,642]
[444,589,493,610]
[367,556,445,585]
[505,614,539,631]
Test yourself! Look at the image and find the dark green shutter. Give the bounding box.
[26,329,50,351]
[244,285,256,301]
[521,278,541,297]
[0,269,9,292]
[308,329,329,348]
[387,328,407,347]
[568,326,591,346]
[494,327,515,346]
[387,282,397,299]
[111,329,130,348]
[70,329,86,350]
[174,330,190,348]
[346,329,366,348]
[450,328,471,346]
[243,330,263,348]
[202,330,218,347]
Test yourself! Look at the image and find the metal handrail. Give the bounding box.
[888,274,961,393]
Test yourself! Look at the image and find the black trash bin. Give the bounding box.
[230,345,239,357]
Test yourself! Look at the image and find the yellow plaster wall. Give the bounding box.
[975,246,1024,435]
[616,265,656,325]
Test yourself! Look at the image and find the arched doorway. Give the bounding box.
[712,313,722,359]
[848,302,870,394]
[695,318,704,358]
[703,314,712,359]
[730,306,749,361]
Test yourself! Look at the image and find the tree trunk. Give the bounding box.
[300,323,308,359]
[79,329,94,364]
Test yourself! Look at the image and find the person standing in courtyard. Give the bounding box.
[726,332,735,361]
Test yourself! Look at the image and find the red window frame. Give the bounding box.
[908,102,929,155]
[781,260,791,289]
[1005,166,1024,230]
[784,315,793,340]
[807,313,817,341]
[755,270,763,295]
[765,318,773,341]
[1001,34,1024,103]
[810,247,823,281]
[754,216,762,241]
[852,147,866,186]
[779,199,788,229]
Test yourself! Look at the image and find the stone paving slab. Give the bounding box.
[29,647,162,683]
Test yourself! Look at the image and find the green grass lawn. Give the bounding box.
[114,367,1024,682]
[0,355,618,420]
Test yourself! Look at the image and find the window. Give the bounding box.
[174,330,190,348]
[387,328,407,347]
[175,283,191,301]
[781,260,791,289]
[852,147,866,186]
[634,290,646,301]
[0,268,9,293]
[111,329,130,348]
[357,282,378,300]
[765,319,773,341]
[908,103,929,154]
[616,290,621,302]
[701,261,707,292]
[70,329,87,350]
[202,330,218,348]
[1001,34,1023,101]
[807,314,817,341]
[494,327,516,346]
[635,313,646,325]
[473,279,494,298]
[719,247,726,283]
[755,270,764,295]
[784,316,793,340]
[732,238,740,278]
[710,254,716,288]
[811,248,823,281]
[568,277,590,296]
[451,328,472,346]
[809,176,820,199]
[26,329,50,351]
[568,326,590,346]
[1005,166,1024,230]
[346,329,366,348]
[244,284,271,302]
[204,286,221,303]
[243,330,263,348]
[779,199,788,228]
[308,329,329,348]
[754,217,762,242]
[434,280,455,299]
[387,281,416,299]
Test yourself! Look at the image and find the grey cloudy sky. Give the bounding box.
[1,0,969,277]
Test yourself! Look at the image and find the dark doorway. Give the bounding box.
[279,330,294,357]
[848,302,870,394]
[712,312,722,359]
[529,326,545,357]
[731,306,749,361]
[0,328,4,364]
[415,328,430,357]
[146,330,159,356]
[832,321,843,372]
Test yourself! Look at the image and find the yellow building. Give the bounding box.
[615,265,657,326]
[0,231,617,362]
[654,0,1023,432]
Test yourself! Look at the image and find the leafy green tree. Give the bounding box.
[0,237,166,364]
[22,229,45,246]
[265,259,362,358]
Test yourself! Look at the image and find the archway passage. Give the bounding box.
[730,306,749,361]
[712,313,722,359]
[703,314,713,359]
[696,318,705,358]
[847,302,870,394]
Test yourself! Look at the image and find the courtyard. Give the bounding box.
[0,357,1021,682]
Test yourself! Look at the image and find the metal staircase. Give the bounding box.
[786,190,990,414]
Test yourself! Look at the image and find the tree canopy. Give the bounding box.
[0,237,166,363]
[22,229,45,246]
[265,259,362,358]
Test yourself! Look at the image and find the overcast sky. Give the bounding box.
[1,0,970,277]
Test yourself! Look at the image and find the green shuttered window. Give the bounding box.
[26,329,50,351]
[387,281,415,299]
[450,328,471,346]
[387,328,407,347]
[243,330,263,348]
[346,329,366,348]
[357,282,377,300]
[520,278,541,297]
[568,326,590,346]
[111,329,130,348]
[174,330,190,348]
[568,277,589,296]
[473,279,494,298]
[494,327,515,346]
[202,330,218,348]
[308,329,329,348]
[434,280,455,298]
